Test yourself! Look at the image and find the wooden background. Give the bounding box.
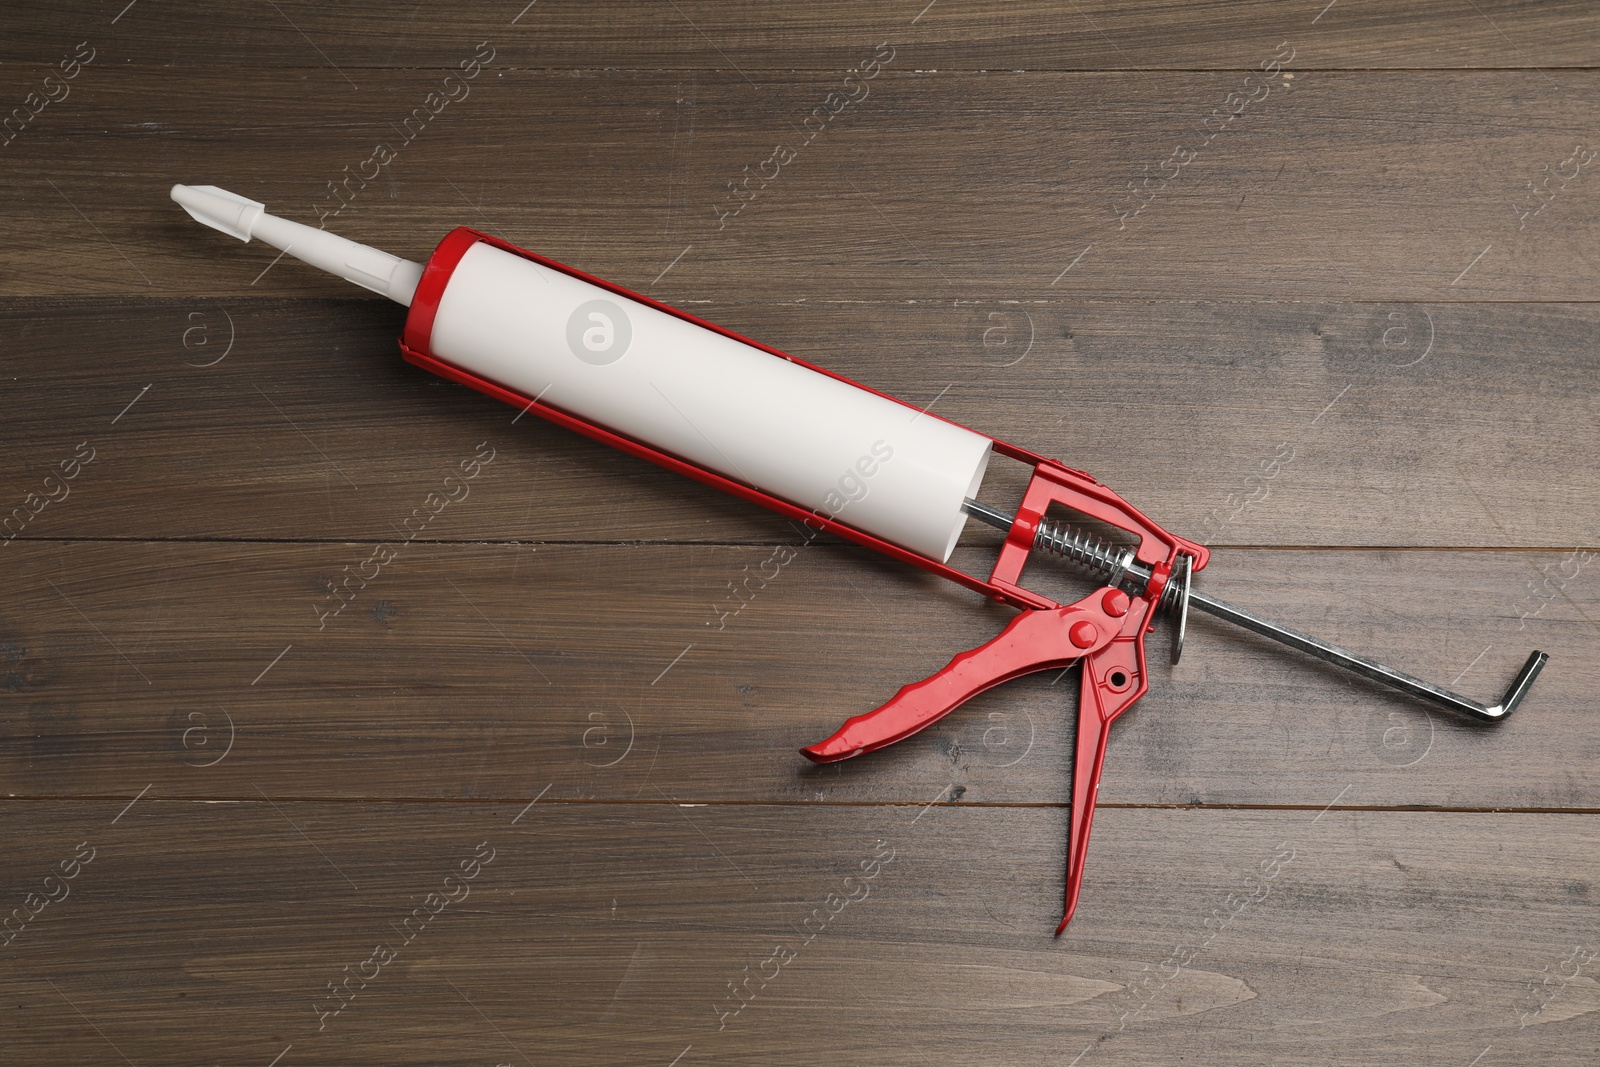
[2,2,1596,1064]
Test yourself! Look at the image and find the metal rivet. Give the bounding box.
[1069,621,1099,649]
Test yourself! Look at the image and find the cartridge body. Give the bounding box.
[405,232,991,562]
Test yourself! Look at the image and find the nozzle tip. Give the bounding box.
[170,183,264,243]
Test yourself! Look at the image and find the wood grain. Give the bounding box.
[2,71,1597,301]
[0,541,1590,807]
[1,2,1595,1064]
[2,801,1595,1065]
[0,298,1593,547]
[2,0,1596,70]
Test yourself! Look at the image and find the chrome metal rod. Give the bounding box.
[1186,589,1546,722]
[963,499,1016,532]
[961,499,1548,723]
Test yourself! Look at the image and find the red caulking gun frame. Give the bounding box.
[170,183,1549,934]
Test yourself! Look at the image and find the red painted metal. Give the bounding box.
[799,590,1128,765]
[1061,596,1152,934]
[399,226,1210,933]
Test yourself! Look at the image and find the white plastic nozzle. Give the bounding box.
[171,183,263,242]
[170,183,424,306]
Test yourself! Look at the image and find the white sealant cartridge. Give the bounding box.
[171,184,991,561]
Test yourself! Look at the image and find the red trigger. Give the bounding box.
[1060,597,1151,933]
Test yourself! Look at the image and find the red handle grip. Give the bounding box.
[800,590,1131,763]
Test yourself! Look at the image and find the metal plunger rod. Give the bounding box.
[961,500,1548,723]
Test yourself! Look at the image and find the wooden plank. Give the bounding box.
[1,540,1590,807]
[4,71,1598,301]
[2,0,1596,70]
[1,297,1593,548]
[2,800,1595,1064]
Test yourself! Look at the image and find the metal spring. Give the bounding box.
[1032,517,1187,615]
[1032,517,1132,582]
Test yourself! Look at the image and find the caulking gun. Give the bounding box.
[170,184,1548,933]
